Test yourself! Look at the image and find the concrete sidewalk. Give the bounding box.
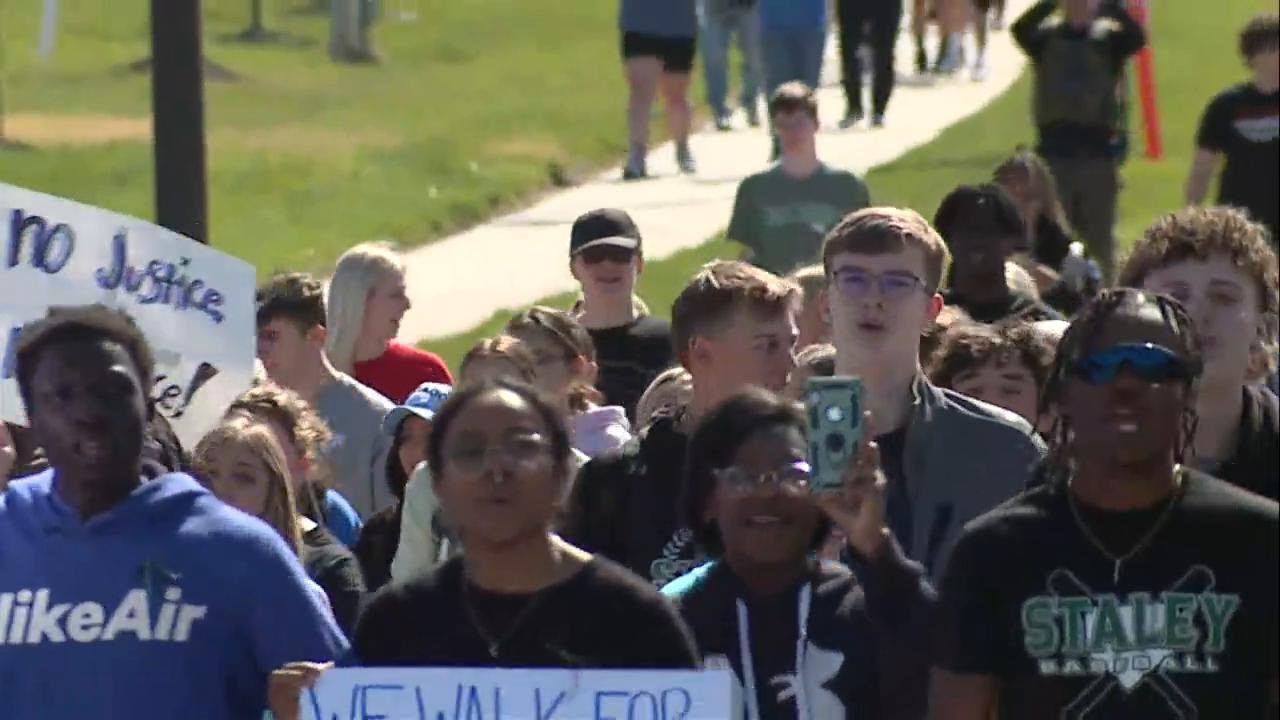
[402,1,1033,342]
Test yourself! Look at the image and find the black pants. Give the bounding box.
[837,0,902,117]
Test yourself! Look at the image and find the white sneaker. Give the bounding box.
[971,52,989,81]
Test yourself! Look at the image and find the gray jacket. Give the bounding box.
[901,376,1045,579]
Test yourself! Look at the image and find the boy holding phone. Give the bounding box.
[820,207,1045,578]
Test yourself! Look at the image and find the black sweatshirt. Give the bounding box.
[562,410,706,587]
[353,554,700,669]
[663,540,935,720]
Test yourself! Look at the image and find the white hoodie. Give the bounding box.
[570,405,633,458]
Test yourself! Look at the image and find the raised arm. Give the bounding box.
[1101,0,1147,60]
[1011,0,1058,59]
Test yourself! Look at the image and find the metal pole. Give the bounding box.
[150,0,209,244]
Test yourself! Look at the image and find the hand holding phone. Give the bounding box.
[806,376,889,557]
[805,376,863,493]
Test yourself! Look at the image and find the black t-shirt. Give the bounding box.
[941,288,1064,324]
[1200,385,1279,502]
[588,315,675,421]
[935,470,1279,718]
[353,554,700,668]
[302,525,367,637]
[1196,83,1279,240]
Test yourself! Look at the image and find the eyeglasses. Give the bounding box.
[831,268,927,300]
[577,245,635,265]
[712,461,812,494]
[446,434,551,474]
[1073,343,1193,385]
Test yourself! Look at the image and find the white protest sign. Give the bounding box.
[300,667,739,720]
[0,182,255,449]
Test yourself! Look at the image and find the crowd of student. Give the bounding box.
[0,6,1277,720]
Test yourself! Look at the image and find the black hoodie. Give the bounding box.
[562,409,706,587]
[662,541,934,720]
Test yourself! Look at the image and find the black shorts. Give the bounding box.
[621,32,696,74]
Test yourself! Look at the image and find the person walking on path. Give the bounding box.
[700,0,765,130]
[758,0,828,141]
[1185,12,1279,246]
[1012,0,1146,282]
[620,0,699,179]
[728,83,871,276]
[836,0,903,128]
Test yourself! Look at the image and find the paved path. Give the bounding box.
[402,0,1032,341]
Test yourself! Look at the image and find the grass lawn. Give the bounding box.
[0,0,660,275]
[421,0,1269,371]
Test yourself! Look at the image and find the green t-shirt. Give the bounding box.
[727,163,871,275]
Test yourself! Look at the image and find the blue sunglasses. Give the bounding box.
[1073,343,1193,385]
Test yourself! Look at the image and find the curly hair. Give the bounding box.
[1119,206,1279,318]
[928,321,1056,395]
[1038,289,1203,486]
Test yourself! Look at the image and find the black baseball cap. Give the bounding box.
[570,208,642,256]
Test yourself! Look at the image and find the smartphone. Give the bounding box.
[805,375,864,493]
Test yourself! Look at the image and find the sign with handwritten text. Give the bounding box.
[0,182,254,448]
[300,667,739,720]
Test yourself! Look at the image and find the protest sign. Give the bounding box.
[300,667,739,720]
[0,182,255,449]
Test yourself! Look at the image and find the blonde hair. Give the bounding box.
[193,416,303,556]
[787,264,827,298]
[325,241,406,372]
[670,261,801,368]
[634,366,693,430]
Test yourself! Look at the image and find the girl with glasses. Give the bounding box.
[663,388,934,719]
[390,335,540,582]
[269,381,699,719]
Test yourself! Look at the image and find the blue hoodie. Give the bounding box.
[0,470,349,719]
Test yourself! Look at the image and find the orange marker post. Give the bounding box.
[1128,0,1163,160]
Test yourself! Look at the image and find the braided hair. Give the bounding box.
[1037,288,1203,487]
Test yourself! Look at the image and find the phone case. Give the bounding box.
[805,375,863,492]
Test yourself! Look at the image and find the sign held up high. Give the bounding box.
[0,182,254,448]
